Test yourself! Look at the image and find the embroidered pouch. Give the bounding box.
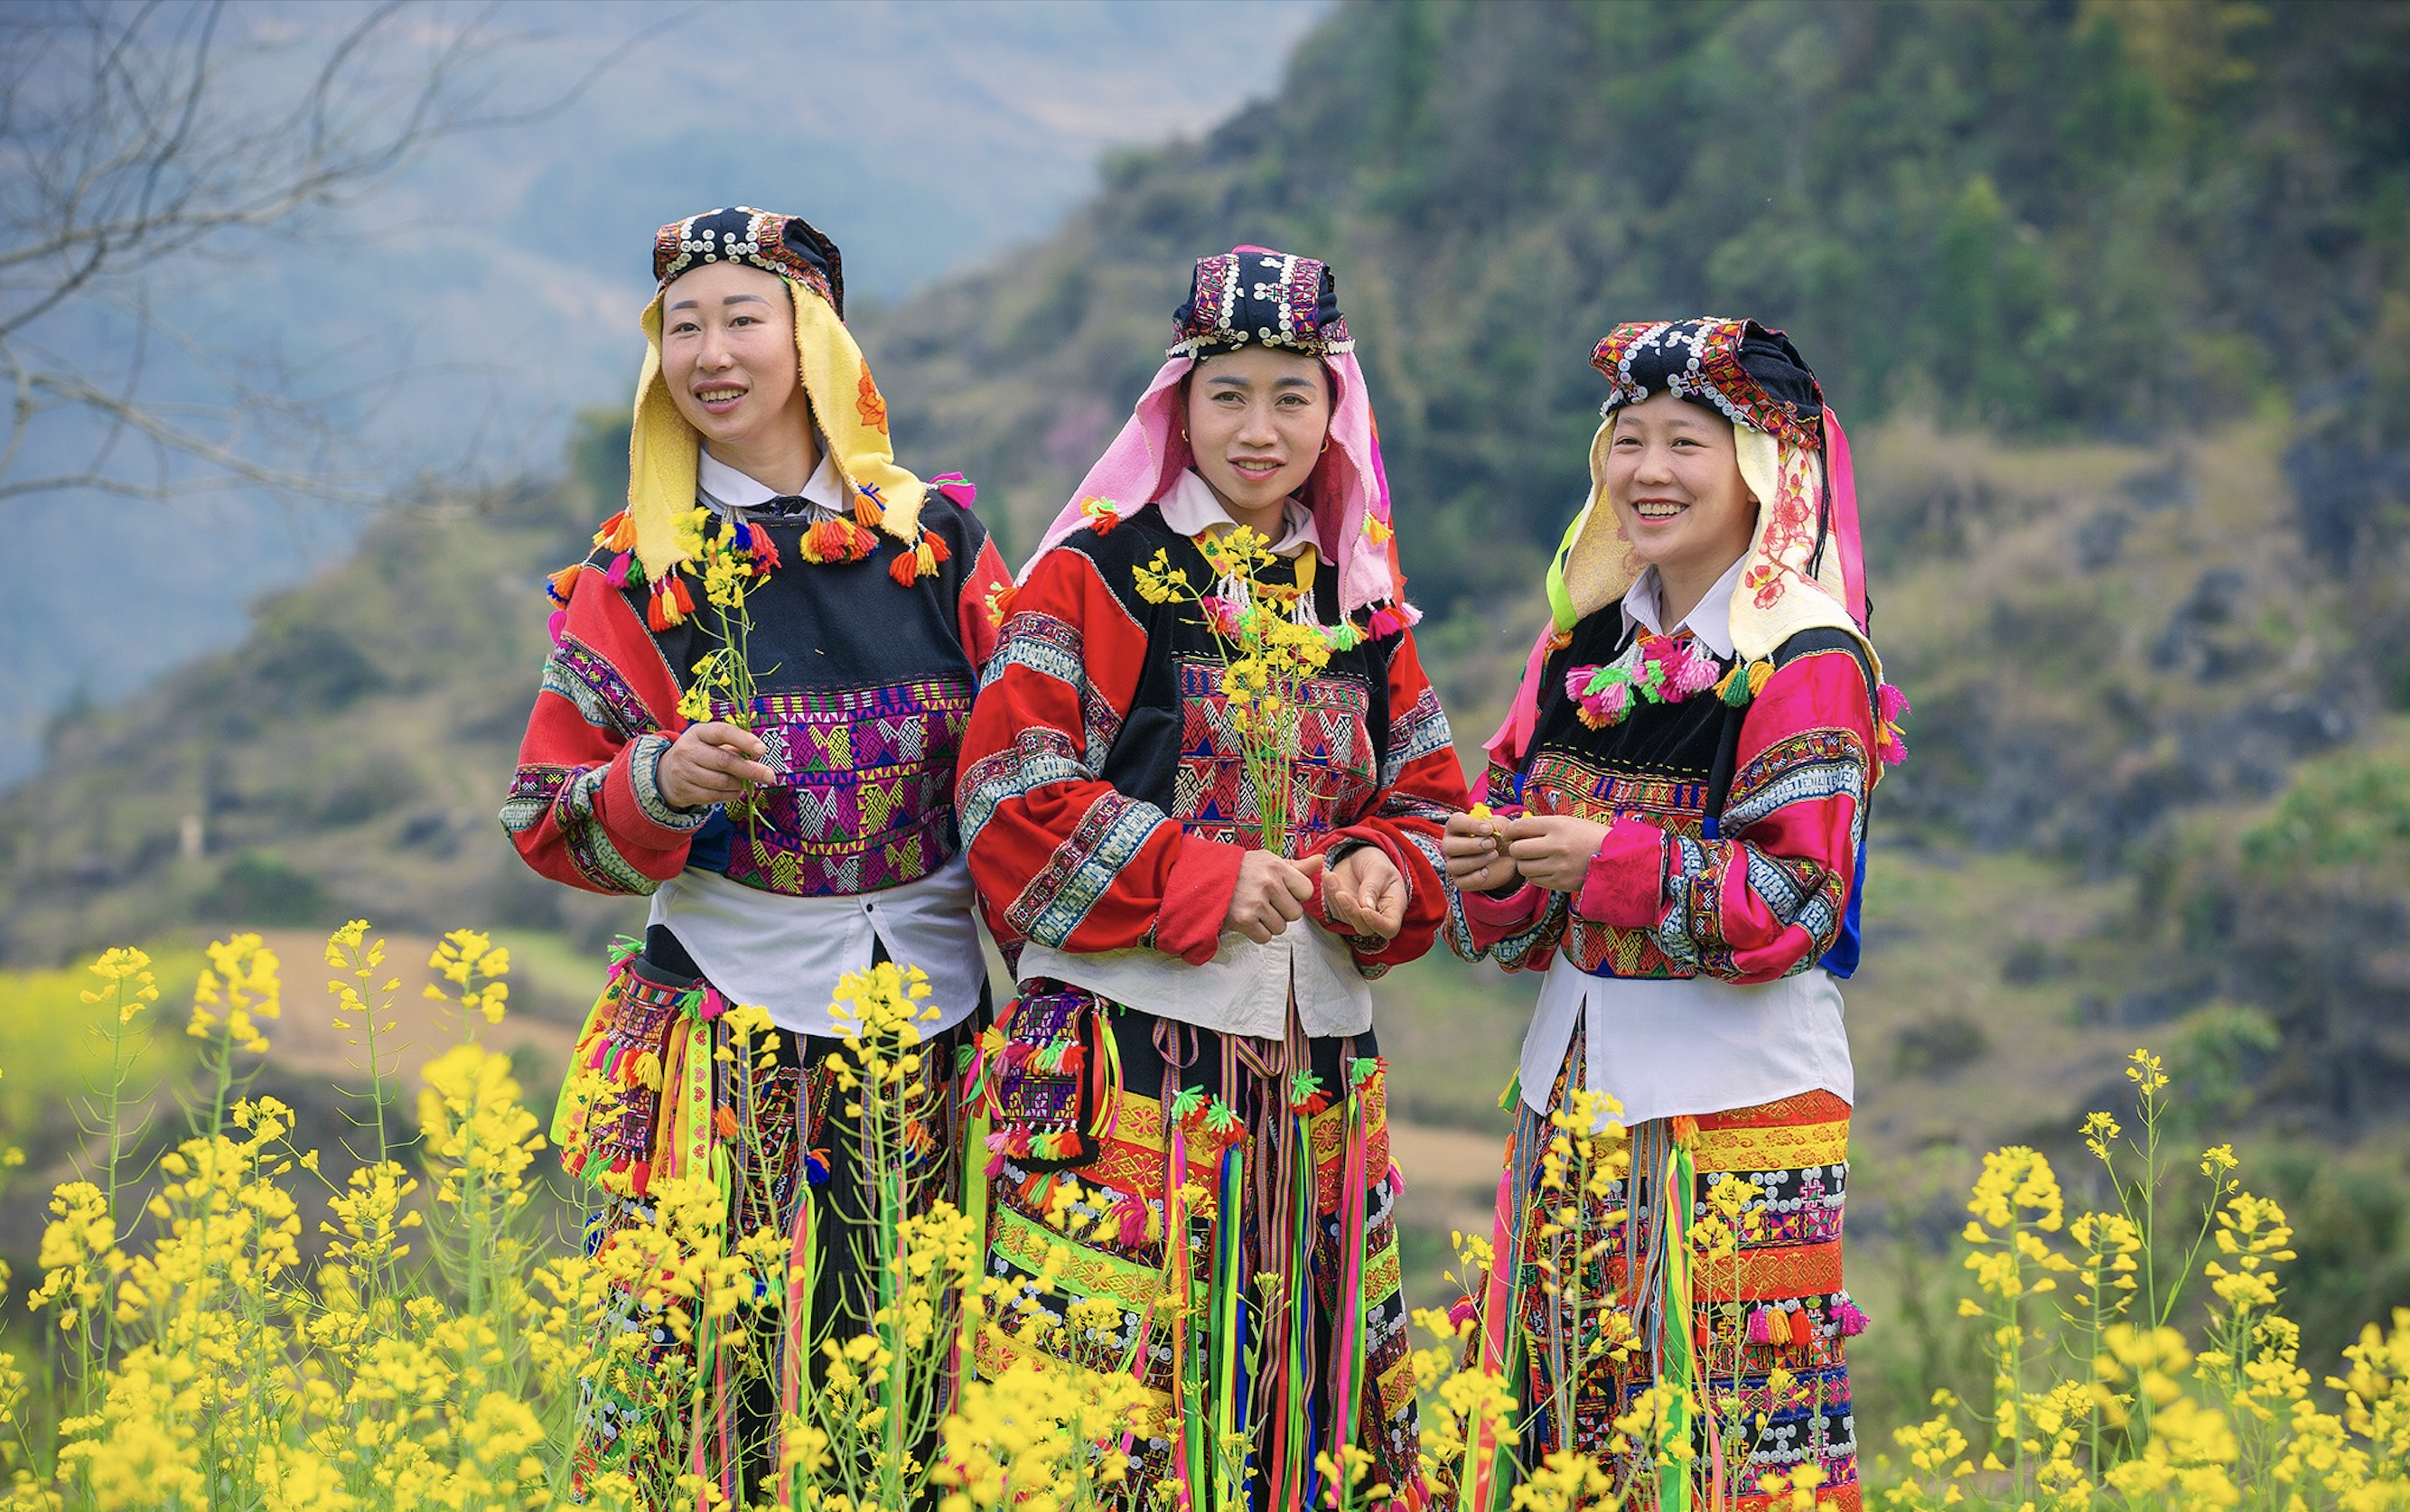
[983,984,1109,1172]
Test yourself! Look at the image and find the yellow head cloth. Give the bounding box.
[624,277,923,583]
[1546,413,1874,670]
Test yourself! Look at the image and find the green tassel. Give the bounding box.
[1497,1072,1521,1112]
[1719,666,1753,707]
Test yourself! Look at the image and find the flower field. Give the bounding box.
[0,924,2403,1511]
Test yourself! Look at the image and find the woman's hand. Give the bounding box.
[658,721,775,809]
[1323,845,1407,941]
[1224,851,1325,944]
[1443,810,1522,893]
[1501,814,1611,893]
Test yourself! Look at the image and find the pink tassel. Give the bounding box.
[605,552,632,588]
[1835,1299,1869,1336]
[546,609,566,645]
[1385,1161,1406,1196]
[1447,1295,1477,1331]
[1876,683,1911,767]
[931,471,977,509]
[1747,1305,1774,1345]
[1367,606,1404,639]
[697,986,728,1022]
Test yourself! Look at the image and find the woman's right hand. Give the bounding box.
[1224,851,1325,944]
[1443,810,1522,893]
[658,721,775,809]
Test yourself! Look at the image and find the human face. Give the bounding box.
[1603,392,1757,586]
[1183,346,1331,532]
[659,262,812,463]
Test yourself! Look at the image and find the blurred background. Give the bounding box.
[2,0,2407,1448]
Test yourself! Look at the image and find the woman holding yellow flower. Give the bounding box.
[500,208,1013,1498]
[1440,321,1907,1509]
[957,247,1467,1507]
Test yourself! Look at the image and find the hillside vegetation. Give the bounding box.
[1,0,2406,1409]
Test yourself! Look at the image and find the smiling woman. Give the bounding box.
[499,206,1014,1504]
[1439,319,1910,1507]
[1183,345,1331,534]
[659,262,821,493]
[956,246,1466,1507]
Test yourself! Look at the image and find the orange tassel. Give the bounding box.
[714,1106,739,1140]
[546,565,580,604]
[985,583,1019,628]
[889,548,920,587]
[595,509,638,552]
[921,528,951,565]
[854,488,883,529]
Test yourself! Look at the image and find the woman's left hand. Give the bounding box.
[1323,845,1407,941]
[1501,814,1612,893]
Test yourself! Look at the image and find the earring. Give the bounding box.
[1320,437,1331,454]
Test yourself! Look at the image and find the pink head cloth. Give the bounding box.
[1020,246,1412,623]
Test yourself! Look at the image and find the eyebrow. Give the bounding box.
[1203,373,1322,391]
[666,293,776,313]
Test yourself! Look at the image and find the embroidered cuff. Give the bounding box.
[1156,835,1245,966]
[1573,817,1667,929]
[1460,881,1544,931]
[621,733,715,840]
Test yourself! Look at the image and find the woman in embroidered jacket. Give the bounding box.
[1441,321,1907,1511]
[957,247,1467,1508]
[500,208,1012,1498]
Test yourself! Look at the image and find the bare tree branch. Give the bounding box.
[0,0,693,510]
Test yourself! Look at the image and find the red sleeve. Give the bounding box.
[954,534,1014,676]
[956,548,1236,965]
[1572,645,1873,985]
[1301,626,1469,969]
[498,563,706,894]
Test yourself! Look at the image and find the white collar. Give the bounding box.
[1156,469,1321,558]
[1622,553,1747,660]
[696,445,844,514]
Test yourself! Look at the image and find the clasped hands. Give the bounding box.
[1441,810,1612,894]
[1221,845,1407,946]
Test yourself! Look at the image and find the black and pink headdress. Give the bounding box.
[1023,246,1411,630]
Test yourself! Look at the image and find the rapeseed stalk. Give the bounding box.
[1134,527,1359,857]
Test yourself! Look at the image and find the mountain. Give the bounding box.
[0,0,1331,786]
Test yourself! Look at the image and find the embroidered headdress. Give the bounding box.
[1168,249,1353,358]
[1491,317,1882,766]
[615,207,929,599]
[1023,246,1412,628]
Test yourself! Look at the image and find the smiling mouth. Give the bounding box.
[695,387,746,408]
[1228,456,1284,480]
[1633,499,1687,520]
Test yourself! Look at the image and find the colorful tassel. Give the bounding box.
[546,609,566,646]
[546,565,580,604]
[889,548,920,587]
[594,509,639,553]
[714,1106,739,1140]
[1079,495,1121,534]
[1367,606,1404,639]
[922,527,951,565]
[854,482,885,529]
[984,582,1018,628]
[1876,683,1911,767]
[930,471,977,509]
[1286,1070,1331,1116]
[804,1148,831,1186]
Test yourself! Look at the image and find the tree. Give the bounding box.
[0,0,673,508]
